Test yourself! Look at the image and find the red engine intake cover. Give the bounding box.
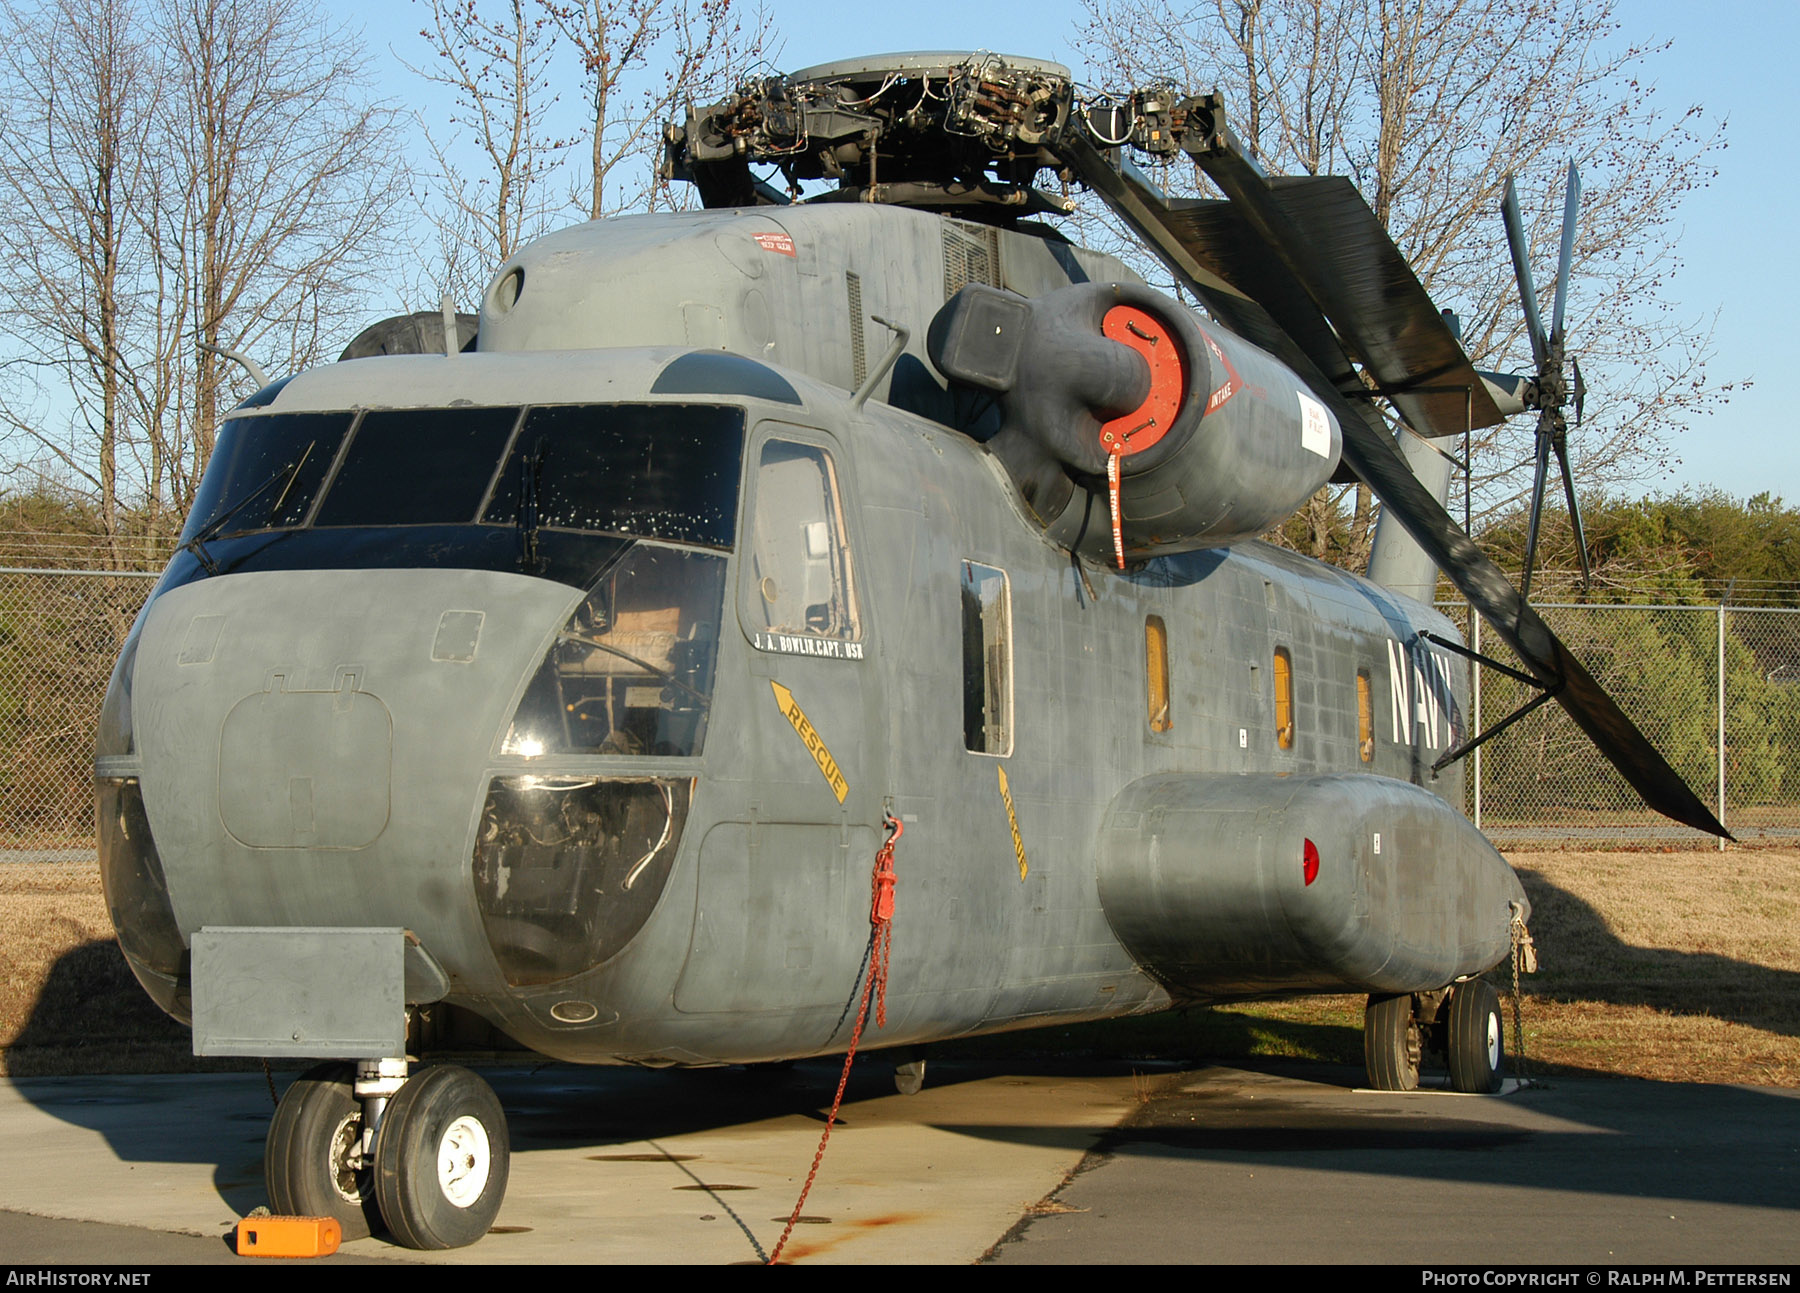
[1099,305,1186,457]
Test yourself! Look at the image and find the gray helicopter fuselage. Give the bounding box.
[97,202,1522,1067]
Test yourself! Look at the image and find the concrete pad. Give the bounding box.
[0,1059,1144,1265]
[988,1063,1800,1265]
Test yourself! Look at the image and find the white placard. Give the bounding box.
[1298,391,1332,457]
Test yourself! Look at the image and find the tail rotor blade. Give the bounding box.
[1554,427,1592,591]
[1520,410,1555,600]
[1550,161,1581,345]
[1501,174,1550,370]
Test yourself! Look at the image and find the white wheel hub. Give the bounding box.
[1485,1010,1501,1071]
[436,1115,491,1208]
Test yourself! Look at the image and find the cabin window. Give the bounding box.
[1145,615,1171,733]
[1273,646,1295,750]
[1357,669,1375,762]
[747,439,860,644]
[961,560,1012,756]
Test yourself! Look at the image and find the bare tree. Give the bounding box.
[408,0,571,305]
[0,0,405,559]
[544,0,777,217]
[160,0,405,495]
[408,0,779,304]
[1079,0,1730,566]
[0,0,157,567]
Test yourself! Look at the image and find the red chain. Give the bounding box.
[768,814,903,1265]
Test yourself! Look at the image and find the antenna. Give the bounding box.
[196,340,271,391]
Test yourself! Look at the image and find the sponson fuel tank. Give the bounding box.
[1096,773,1527,1000]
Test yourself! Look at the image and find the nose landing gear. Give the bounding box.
[265,1062,381,1238]
[373,1064,511,1249]
[264,1059,510,1249]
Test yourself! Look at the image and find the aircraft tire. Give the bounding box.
[373,1065,510,1250]
[1446,979,1504,1093]
[1363,993,1420,1091]
[264,1061,380,1239]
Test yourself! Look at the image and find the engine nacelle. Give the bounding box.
[927,281,1341,562]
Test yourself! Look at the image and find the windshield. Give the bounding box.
[178,412,354,543]
[166,403,745,592]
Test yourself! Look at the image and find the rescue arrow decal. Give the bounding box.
[769,680,849,804]
[997,764,1028,880]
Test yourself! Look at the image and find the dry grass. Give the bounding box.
[1501,848,1800,1085]
[5,849,1799,1084]
[0,863,201,1076]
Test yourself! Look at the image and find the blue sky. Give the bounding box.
[338,0,1795,504]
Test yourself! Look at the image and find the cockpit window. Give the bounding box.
[315,406,520,526]
[483,404,742,548]
[745,439,860,643]
[164,403,746,592]
[501,544,727,758]
[179,412,354,542]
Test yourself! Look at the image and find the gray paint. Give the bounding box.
[101,199,1523,1066]
[1097,773,1520,998]
[192,927,406,1057]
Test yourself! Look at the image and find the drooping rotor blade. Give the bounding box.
[1555,428,1592,591]
[1075,114,1724,836]
[1520,410,1555,600]
[1501,175,1550,372]
[1334,401,1728,838]
[1550,162,1582,346]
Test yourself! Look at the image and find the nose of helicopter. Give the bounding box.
[124,566,582,974]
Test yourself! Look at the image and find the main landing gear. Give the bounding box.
[1363,978,1504,1094]
[265,1059,510,1249]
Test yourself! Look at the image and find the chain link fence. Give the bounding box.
[1445,602,1800,847]
[1,568,156,858]
[3,566,1797,858]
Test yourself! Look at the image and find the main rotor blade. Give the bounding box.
[1098,129,1722,836]
[1550,161,1581,346]
[1555,429,1592,591]
[1335,401,1728,838]
[1501,174,1550,371]
[1520,409,1555,601]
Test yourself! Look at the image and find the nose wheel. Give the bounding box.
[373,1064,511,1249]
[264,1061,510,1249]
[265,1062,381,1239]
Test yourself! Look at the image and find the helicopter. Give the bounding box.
[92,52,1726,1250]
